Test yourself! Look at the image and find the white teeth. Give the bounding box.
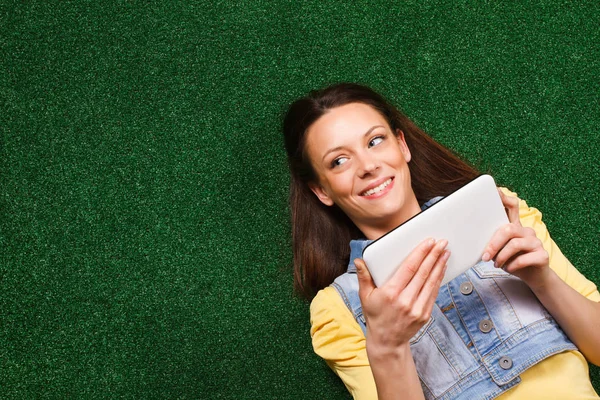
[362,179,392,196]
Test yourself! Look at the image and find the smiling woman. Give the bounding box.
[282,83,478,298]
[282,83,600,400]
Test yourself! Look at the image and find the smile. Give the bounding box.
[360,178,393,197]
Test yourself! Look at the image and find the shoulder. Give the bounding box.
[310,287,377,399]
[310,286,367,361]
[310,286,355,338]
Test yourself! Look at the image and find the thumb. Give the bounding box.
[354,258,375,301]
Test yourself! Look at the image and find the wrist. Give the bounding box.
[366,340,412,364]
[367,341,424,400]
[525,268,559,296]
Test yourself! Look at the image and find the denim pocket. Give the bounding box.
[468,264,551,332]
[410,316,434,344]
[472,260,511,279]
[409,313,476,397]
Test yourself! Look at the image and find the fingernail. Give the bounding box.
[494,261,499,268]
[482,252,490,262]
[438,239,448,248]
[428,238,436,246]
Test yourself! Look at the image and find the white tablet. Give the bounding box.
[362,174,509,287]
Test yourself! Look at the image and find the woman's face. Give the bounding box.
[305,102,421,239]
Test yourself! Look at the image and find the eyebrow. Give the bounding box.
[321,125,385,162]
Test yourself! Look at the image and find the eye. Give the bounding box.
[368,136,384,147]
[331,156,349,168]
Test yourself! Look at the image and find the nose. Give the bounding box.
[356,151,380,178]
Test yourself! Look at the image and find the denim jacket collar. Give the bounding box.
[348,196,443,272]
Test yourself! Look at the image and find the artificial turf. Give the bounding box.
[1,1,599,398]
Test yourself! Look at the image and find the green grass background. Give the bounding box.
[1,0,599,398]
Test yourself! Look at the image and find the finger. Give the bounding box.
[354,258,376,304]
[498,189,521,226]
[493,237,540,268]
[386,238,437,292]
[482,224,529,262]
[414,250,450,315]
[401,239,448,301]
[501,249,549,274]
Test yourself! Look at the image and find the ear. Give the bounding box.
[308,182,334,206]
[396,129,412,163]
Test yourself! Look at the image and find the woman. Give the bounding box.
[282,83,600,400]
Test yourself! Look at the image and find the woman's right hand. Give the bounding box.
[354,239,450,400]
[354,238,450,355]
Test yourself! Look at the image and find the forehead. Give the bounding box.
[306,103,389,151]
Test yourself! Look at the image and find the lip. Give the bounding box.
[359,177,395,199]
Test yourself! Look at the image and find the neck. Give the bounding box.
[357,197,422,240]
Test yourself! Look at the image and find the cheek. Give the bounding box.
[328,172,355,197]
[392,152,410,171]
[330,176,349,192]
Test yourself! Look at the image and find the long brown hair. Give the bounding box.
[283,83,480,299]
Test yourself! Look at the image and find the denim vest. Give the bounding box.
[331,198,576,400]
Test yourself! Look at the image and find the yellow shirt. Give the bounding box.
[310,190,600,399]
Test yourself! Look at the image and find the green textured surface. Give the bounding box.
[1,1,598,398]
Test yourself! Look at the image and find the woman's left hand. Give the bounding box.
[483,189,600,366]
[481,189,552,290]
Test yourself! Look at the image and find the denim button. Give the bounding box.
[479,319,493,333]
[460,282,473,295]
[499,356,513,370]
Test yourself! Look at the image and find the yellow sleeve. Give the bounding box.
[310,286,377,400]
[500,187,600,302]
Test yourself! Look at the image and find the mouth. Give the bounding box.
[359,177,394,197]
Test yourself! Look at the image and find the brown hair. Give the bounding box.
[283,83,480,299]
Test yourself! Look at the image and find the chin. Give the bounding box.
[369,206,403,221]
